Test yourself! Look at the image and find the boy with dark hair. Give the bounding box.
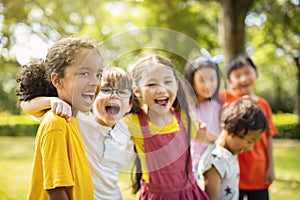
[219,53,278,200]
[198,98,268,200]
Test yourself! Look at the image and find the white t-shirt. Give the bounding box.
[198,145,239,200]
[77,112,135,200]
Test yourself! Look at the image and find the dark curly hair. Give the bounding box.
[16,62,57,102]
[221,99,268,138]
[16,37,98,103]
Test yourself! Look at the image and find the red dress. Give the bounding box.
[138,111,209,200]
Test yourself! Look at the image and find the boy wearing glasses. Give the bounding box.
[21,67,135,199]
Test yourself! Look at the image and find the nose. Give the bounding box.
[110,89,119,98]
[239,74,248,83]
[90,74,100,86]
[157,84,168,93]
[206,80,213,90]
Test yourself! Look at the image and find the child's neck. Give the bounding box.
[72,108,78,117]
[197,96,207,103]
[233,90,258,101]
[147,109,174,126]
[216,130,235,155]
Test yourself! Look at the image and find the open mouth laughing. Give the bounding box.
[105,105,121,116]
[155,97,169,107]
[82,92,95,104]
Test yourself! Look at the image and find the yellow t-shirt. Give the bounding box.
[123,112,197,182]
[27,111,94,200]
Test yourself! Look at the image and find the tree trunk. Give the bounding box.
[218,0,254,60]
[293,56,300,117]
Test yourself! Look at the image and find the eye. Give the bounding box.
[146,83,157,87]
[96,74,101,80]
[165,80,173,84]
[100,88,112,93]
[78,71,89,76]
[118,89,129,94]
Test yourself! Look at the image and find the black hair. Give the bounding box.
[226,53,257,79]
[183,56,221,102]
[16,62,57,102]
[221,98,268,138]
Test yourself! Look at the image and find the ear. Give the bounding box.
[51,73,63,89]
[255,71,259,79]
[133,87,142,98]
[227,79,234,89]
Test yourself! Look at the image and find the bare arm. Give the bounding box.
[21,96,72,121]
[195,121,218,143]
[203,166,221,200]
[265,136,275,184]
[46,187,69,200]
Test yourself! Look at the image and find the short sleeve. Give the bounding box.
[41,126,74,189]
[258,98,278,137]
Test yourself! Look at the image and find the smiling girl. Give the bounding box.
[16,37,103,200]
[121,54,209,199]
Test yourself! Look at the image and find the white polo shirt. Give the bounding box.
[77,112,135,200]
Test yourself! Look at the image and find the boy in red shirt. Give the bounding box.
[219,54,277,200]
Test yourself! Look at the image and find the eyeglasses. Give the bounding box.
[99,87,132,98]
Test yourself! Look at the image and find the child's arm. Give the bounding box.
[195,121,218,143]
[21,97,72,121]
[47,187,69,200]
[266,136,275,184]
[203,166,221,200]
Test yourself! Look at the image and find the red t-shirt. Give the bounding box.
[219,90,278,190]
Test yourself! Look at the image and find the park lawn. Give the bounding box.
[0,137,299,200]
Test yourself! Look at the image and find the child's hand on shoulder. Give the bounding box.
[49,97,72,122]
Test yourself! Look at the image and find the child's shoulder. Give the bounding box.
[122,113,140,129]
[40,110,72,126]
[256,96,269,104]
[219,89,241,105]
[123,112,138,121]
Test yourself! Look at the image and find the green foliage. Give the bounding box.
[249,0,300,113]
[273,112,298,126]
[0,113,38,136]
[273,113,300,139]
[0,0,299,115]
[0,112,38,125]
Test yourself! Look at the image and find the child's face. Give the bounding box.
[193,67,218,102]
[226,129,263,155]
[55,49,102,115]
[134,64,178,114]
[228,65,257,96]
[93,86,132,127]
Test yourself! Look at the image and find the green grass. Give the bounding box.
[0,137,299,200]
[269,140,300,199]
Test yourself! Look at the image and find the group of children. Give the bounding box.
[16,36,277,200]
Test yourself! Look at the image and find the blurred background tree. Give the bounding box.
[0,0,299,116]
